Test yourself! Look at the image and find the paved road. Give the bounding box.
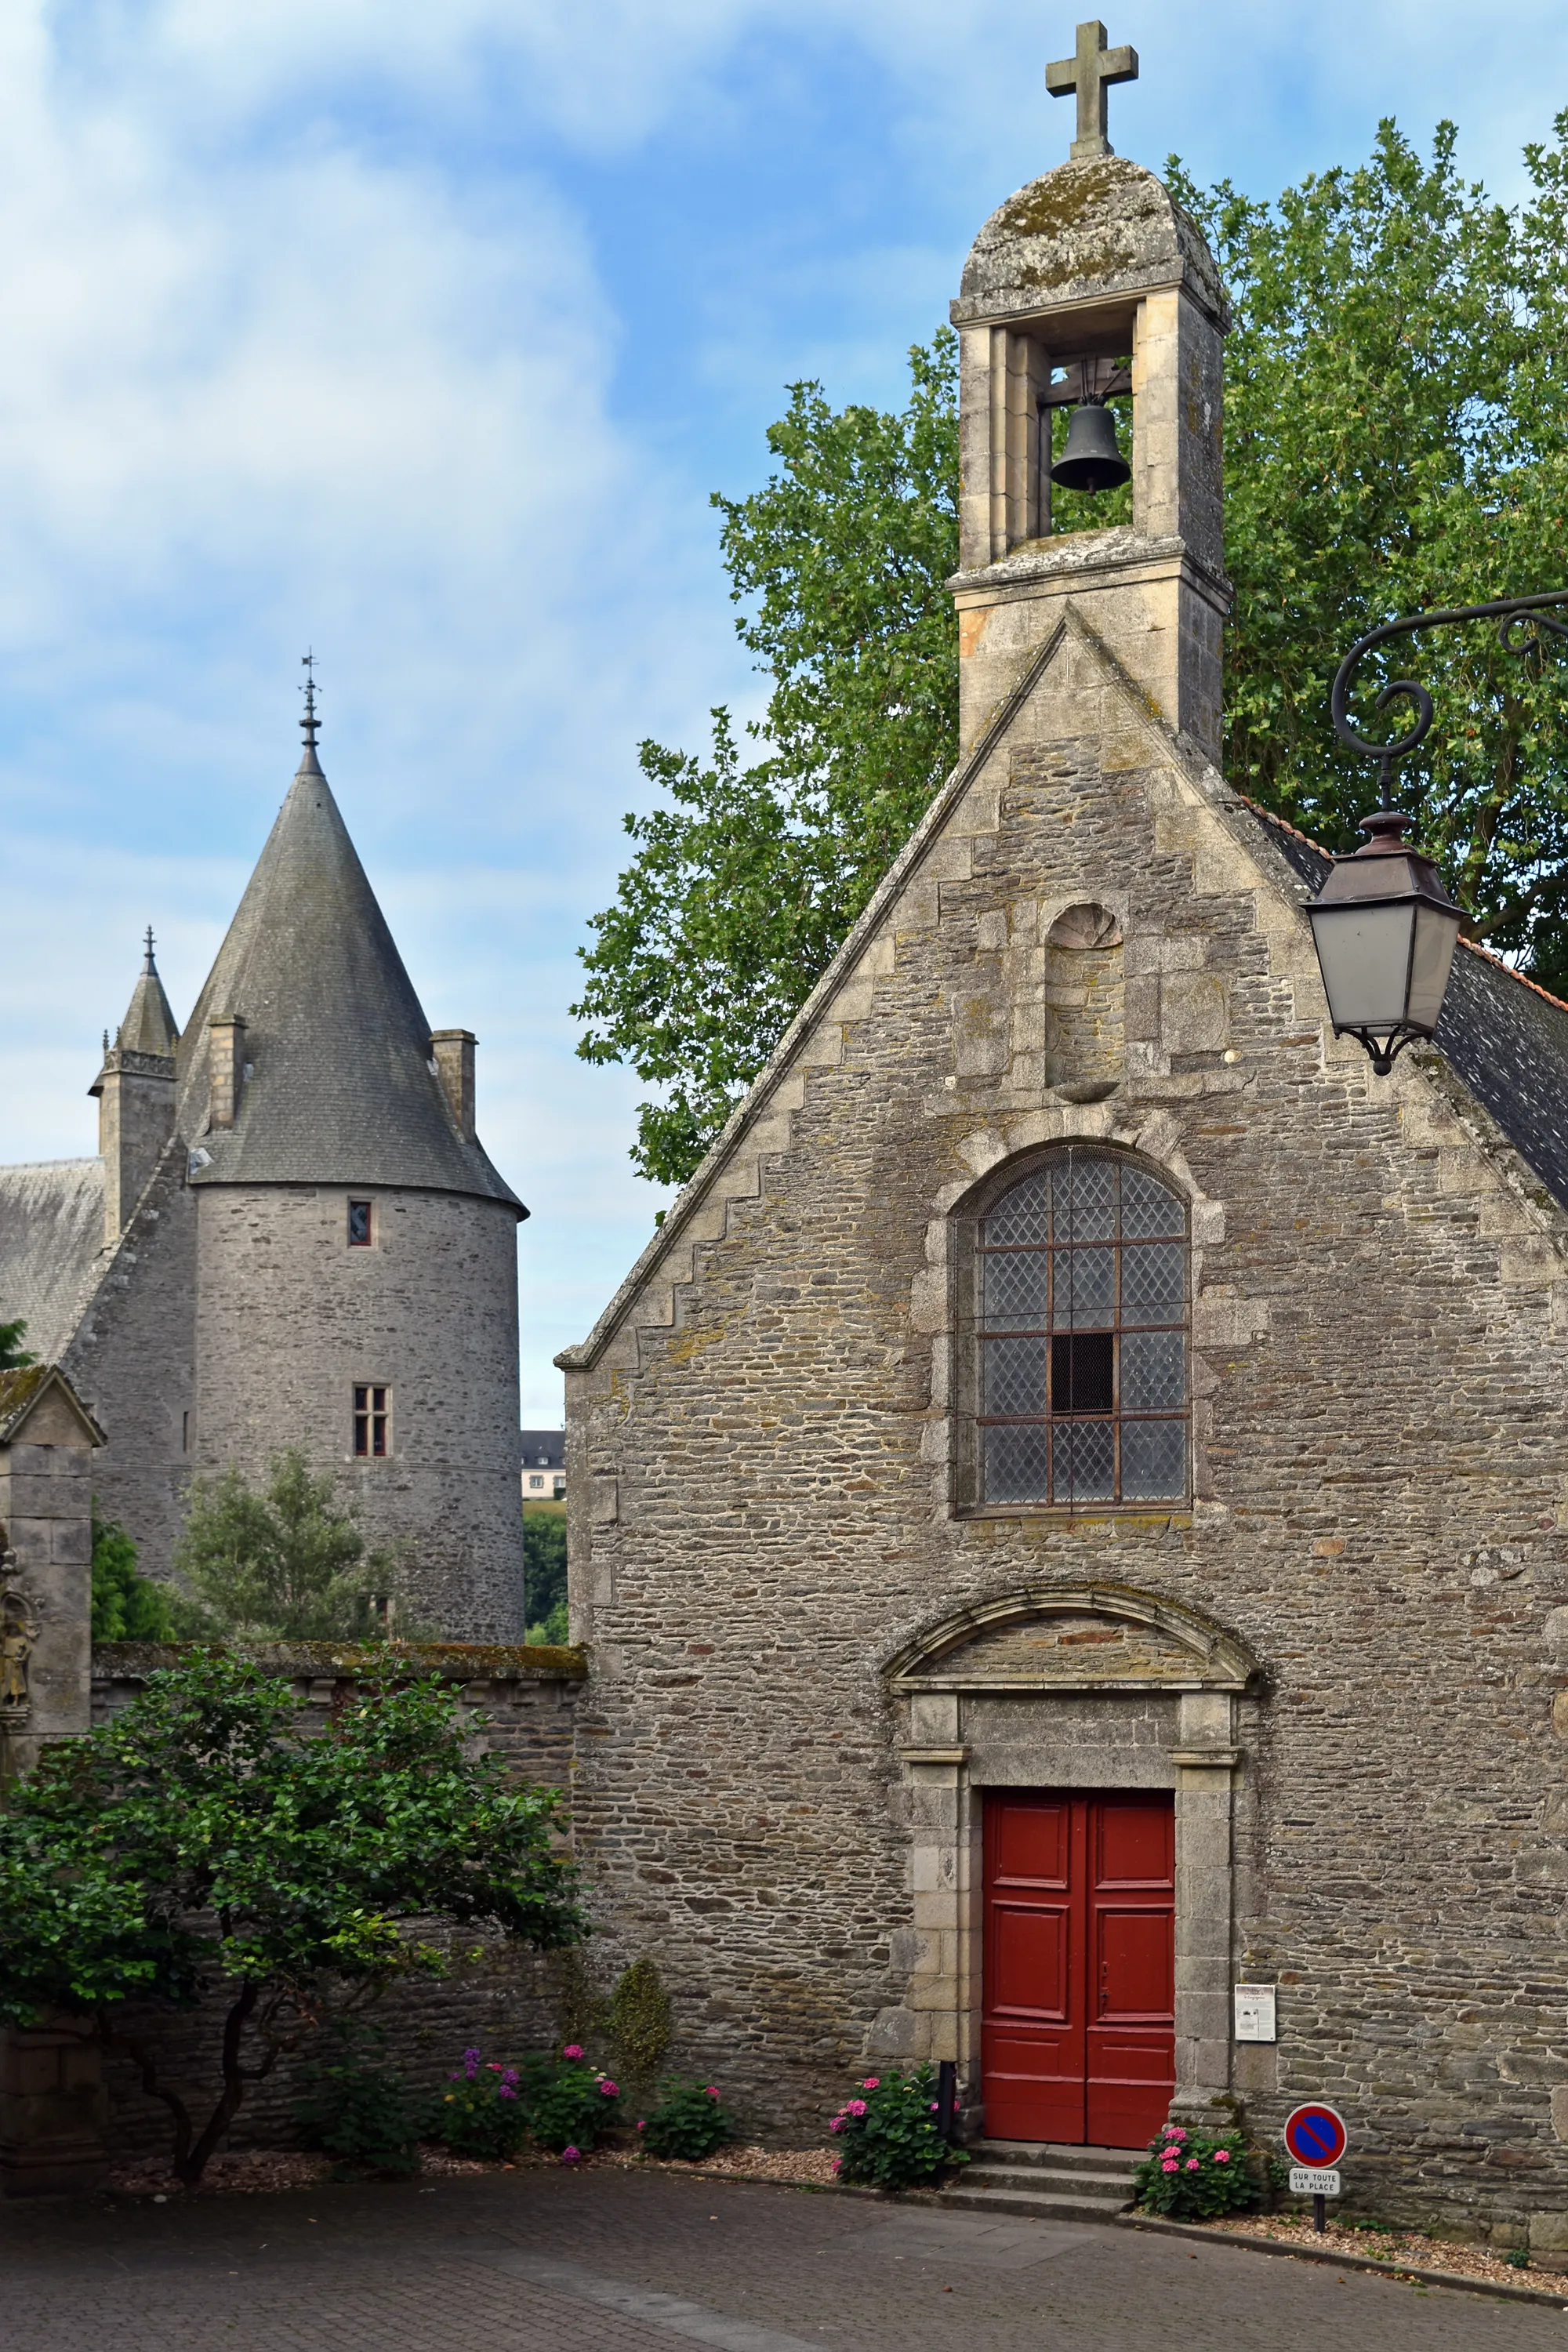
[4,2169,1565,2350]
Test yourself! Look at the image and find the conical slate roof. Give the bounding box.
[118,929,180,1056]
[176,742,522,1210]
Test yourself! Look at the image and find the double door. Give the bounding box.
[982,1790,1174,2148]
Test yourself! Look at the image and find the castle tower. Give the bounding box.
[89,931,180,1244]
[169,706,529,1639]
[949,24,1229,764]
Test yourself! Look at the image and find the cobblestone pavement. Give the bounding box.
[5,2169,1568,2351]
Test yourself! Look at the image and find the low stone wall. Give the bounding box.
[4,1640,587,2188]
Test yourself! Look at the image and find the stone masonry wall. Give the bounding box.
[89,1641,583,2160]
[191,1186,524,1639]
[62,1138,196,1582]
[563,615,1568,2251]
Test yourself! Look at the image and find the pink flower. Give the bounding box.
[704,2087,719,2098]
[1185,2157,1200,2171]
[1162,2123,1181,2137]
[561,2145,581,2164]
[1161,2159,1178,2173]
[637,2121,646,2132]
[1166,2126,1186,2142]
[600,2081,619,2097]
[487,2062,502,2071]
[862,2078,880,2091]
[930,2102,939,2112]
[846,2100,867,2118]
[828,2117,844,2132]
[562,2044,584,2060]
[1214,2150,1230,2164]
[831,2156,843,2175]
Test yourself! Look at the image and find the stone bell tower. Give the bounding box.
[949,19,1229,764]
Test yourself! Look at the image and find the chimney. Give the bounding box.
[207,1015,247,1130]
[430,1029,477,1142]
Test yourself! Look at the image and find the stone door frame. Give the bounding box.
[884,1587,1259,2130]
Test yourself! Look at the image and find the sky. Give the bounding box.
[3,0,1567,1423]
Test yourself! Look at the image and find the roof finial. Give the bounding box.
[300,649,320,752]
[143,924,157,975]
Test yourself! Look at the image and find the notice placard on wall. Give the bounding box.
[1233,1984,1277,2042]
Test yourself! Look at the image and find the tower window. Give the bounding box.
[354,1384,390,1457]
[347,1200,372,1247]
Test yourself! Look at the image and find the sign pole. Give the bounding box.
[1313,2190,1326,2234]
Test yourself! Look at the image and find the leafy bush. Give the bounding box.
[292,2027,427,2176]
[524,1508,568,1631]
[432,2046,530,2161]
[1133,2123,1260,2219]
[637,2078,734,2161]
[608,1956,673,2093]
[91,1509,178,1641]
[519,2045,622,2152]
[827,2067,968,2190]
[0,1656,583,2188]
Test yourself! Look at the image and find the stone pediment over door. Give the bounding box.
[887,1586,1259,1694]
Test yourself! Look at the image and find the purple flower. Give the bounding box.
[561,2145,581,2165]
[463,2047,480,2079]
[499,2085,517,2100]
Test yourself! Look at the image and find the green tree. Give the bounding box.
[1170,117,1568,987]
[0,1317,37,1371]
[572,333,960,1185]
[524,1508,568,1645]
[575,119,1568,1185]
[0,1653,583,2187]
[90,1509,178,1642]
[172,1450,394,1641]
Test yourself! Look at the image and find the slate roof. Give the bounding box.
[176,744,523,1211]
[118,931,180,1056]
[520,1429,564,1470]
[0,1160,106,1361]
[1244,800,1568,1214]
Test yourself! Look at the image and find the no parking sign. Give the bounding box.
[1283,2103,1348,2210]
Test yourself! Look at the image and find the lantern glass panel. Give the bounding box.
[1308,900,1417,1032]
[1407,900,1461,1032]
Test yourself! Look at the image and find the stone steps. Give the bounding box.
[940,2139,1140,2226]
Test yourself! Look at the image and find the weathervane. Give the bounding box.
[300,649,321,751]
[1047,19,1138,161]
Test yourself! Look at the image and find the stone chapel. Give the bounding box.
[557,87,1568,2238]
[0,708,528,1639]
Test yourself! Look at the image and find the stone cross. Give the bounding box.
[1046,20,1138,162]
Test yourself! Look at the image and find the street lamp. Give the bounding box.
[1306,590,1568,1076]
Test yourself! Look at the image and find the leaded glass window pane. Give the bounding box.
[984,1422,1050,1503]
[984,1335,1047,1417]
[1120,1330,1186,1412]
[976,1152,1189,1505]
[1120,1243,1186,1322]
[982,1250,1048,1330]
[985,1171,1052,1246]
[1120,1417,1186,1499]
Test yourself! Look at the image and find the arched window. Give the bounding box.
[975,1151,1188,1508]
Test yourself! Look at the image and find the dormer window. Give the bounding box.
[347,1200,372,1247]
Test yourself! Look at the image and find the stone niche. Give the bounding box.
[1042,902,1123,1101]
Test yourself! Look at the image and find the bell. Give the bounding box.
[1050,401,1131,495]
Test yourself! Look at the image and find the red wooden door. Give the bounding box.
[982,1791,1174,2147]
